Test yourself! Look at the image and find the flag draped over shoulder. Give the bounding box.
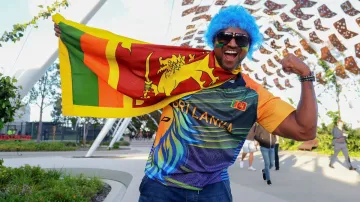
[52,14,239,118]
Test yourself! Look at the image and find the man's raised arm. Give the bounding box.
[273,54,317,141]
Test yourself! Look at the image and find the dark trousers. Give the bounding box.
[138,176,232,202]
[275,143,280,169]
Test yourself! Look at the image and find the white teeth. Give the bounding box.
[225,50,237,54]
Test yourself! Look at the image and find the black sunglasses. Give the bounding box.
[216,32,250,47]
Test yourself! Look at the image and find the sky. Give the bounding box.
[0,0,359,128]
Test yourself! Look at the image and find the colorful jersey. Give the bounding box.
[144,73,295,190]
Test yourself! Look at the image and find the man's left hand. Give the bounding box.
[280,53,311,77]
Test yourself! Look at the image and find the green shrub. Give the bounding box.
[0,161,104,202]
[279,138,302,151]
[113,142,120,149]
[119,140,130,146]
[109,141,129,149]
[279,130,360,157]
[63,141,78,147]
[0,141,77,152]
[86,140,110,146]
[313,133,333,153]
[101,141,111,146]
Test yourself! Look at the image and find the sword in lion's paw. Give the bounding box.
[142,80,152,99]
[142,52,160,98]
[142,52,154,99]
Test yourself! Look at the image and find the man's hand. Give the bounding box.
[54,23,61,37]
[280,53,311,77]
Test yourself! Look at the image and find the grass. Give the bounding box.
[0,139,131,152]
[0,141,78,152]
[0,159,104,202]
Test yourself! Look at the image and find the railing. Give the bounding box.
[0,122,108,143]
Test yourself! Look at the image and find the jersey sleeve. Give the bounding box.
[242,74,296,133]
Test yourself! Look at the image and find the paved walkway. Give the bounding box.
[2,146,359,202]
[230,151,359,202]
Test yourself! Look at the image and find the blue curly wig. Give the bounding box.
[204,5,263,59]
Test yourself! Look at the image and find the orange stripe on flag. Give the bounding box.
[81,33,124,108]
[81,33,109,82]
[98,79,124,108]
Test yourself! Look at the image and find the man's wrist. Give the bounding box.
[299,67,311,77]
[299,70,315,82]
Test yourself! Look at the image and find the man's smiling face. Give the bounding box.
[213,27,250,71]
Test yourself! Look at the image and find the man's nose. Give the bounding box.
[228,38,237,47]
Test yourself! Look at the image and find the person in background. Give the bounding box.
[274,135,280,170]
[254,123,277,185]
[130,131,135,141]
[329,120,357,171]
[137,130,143,140]
[239,124,257,171]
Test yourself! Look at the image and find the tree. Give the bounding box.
[51,95,63,123]
[145,111,160,134]
[326,111,340,126]
[0,0,69,47]
[29,63,60,143]
[50,94,62,141]
[0,73,23,129]
[79,118,103,146]
[130,117,142,134]
[128,111,160,138]
[51,92,106,143]
[0,0,69,129]
[51,95,79,128]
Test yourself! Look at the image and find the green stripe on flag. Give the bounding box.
[59,22,99,106]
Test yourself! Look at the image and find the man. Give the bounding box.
[54,5,317,202]
[254,123,277,185]
[275,135,280,170]
[130,131,135,141]
[329,120,357,170]
[239,123,257,171]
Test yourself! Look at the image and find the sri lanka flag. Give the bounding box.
[52,14,240,118]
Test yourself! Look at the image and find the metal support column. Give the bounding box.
[85,118,116,157]
[108,118,131,149]
[111,118,123,137]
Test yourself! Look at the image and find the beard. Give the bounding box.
[215,53,243,71]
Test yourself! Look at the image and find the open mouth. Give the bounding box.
[223,50,239,62]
